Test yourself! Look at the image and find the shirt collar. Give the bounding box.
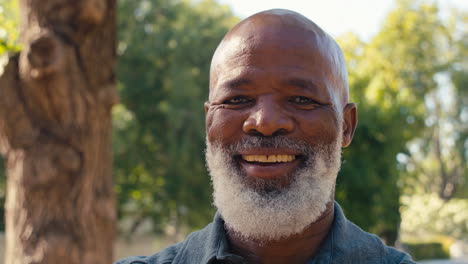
[310,202,387,263]
[201,212,243,263]
[175,212,245,264]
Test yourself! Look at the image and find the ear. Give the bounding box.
[341,103,358,148]
[204,101,210,114]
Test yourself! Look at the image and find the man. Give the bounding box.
[117,9,415,264]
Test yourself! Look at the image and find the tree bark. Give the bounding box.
[0,0,117,263]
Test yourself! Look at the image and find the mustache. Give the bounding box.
[219,136,317,156]
[210,135,342,172]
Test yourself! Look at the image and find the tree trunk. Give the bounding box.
[0,0,117,263]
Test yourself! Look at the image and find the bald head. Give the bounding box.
[209,9,349,109]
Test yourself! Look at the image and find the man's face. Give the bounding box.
[205,23,349,241]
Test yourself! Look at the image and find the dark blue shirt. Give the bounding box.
[116,202,415,264]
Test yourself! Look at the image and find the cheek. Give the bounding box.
[295,110,341,145]
[206,109,246,145]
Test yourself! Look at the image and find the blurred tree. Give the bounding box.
[0,159,4,231]
[336,0,456,244]
[402,9,468,200]
[115,0,238,236]
[401,194,468,240]
[0,0,20,233]
[0,0,117,263]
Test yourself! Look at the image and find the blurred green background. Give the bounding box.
[1,0,467,261]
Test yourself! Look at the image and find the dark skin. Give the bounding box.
[205,9,358,264]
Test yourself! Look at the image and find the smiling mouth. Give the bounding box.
[241,154,296,163]
[236,153,301,180]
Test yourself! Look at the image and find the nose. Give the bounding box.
[242,98,295,137]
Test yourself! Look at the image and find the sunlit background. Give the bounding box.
[1,0,467,262]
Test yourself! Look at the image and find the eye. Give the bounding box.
[224,96,252,105]
[290,96,317,105]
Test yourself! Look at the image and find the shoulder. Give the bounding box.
[341,221,415,263]
[114,242,182,264]
[348,222,415,264]
[114,221,219,264]
[383,246,416,264]
[330,204,415,263]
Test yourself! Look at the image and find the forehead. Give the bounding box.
[210,25,338,98]
[214,22,330,67]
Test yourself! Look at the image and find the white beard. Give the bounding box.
[206,135,342,242]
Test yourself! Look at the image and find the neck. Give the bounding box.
[226,203,335,264]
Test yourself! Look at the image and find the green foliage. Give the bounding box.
[399,6,468,200]
[0,0,20,54]
[403,241,450,260]
[401,194,468,240]
[115,0,238,234]
[336,0,452,244]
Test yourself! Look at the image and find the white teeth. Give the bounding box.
[241,154,295,163]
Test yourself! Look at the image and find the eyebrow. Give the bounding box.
[283,78,319,90]
[220,78,252,90]
[218,77,322,92]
